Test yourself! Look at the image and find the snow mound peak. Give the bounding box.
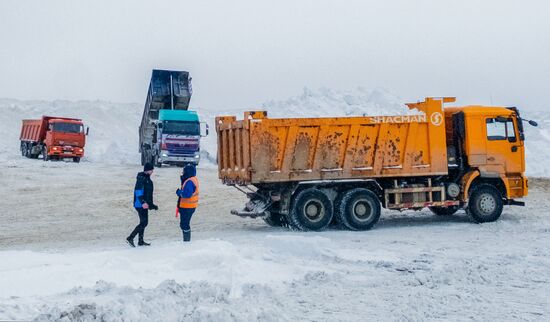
[261,87,408,118]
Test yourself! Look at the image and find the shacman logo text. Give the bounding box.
[369,115,427,124]
[367,113,443,125]
[430,112,443,126]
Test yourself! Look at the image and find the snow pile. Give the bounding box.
[522,110,550,177]
[31,280,284,322]
[261,87,409,118]
[2,217,550,321]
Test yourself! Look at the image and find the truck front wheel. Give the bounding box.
[153,155,162,168]
[289,188,333,231]
[467,184,503,223]
[336,188,381,231]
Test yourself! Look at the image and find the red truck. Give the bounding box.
[19,116,89,162]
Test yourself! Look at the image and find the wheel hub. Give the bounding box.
[352,200,373,222]
[303,199,324,222]
[479,194,496,214]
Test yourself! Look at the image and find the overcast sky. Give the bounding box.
[0,0,549,110]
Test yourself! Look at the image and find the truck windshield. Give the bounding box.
[52,122,83,133]
[162,121,199,135]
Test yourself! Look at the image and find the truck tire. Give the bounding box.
[289,188,333,231]
[335,188,381,231]
[29,145,39,159]
[141,150,149,165]
[262,212,285,227]
[467,184,503,223]
[154,156,162,168]
[73,157,81,163]
[21,143,26,157]
[429,206,459,216]
[42,146,49,161]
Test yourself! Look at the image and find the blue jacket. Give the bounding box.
[134,172,155,208]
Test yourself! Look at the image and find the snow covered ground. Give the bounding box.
[1,162,550,321]
[1,90,550,321]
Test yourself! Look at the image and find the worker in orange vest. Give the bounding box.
[176,164,199,242]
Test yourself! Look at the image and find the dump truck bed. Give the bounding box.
[217,98,451,185]
[20,116,83,143]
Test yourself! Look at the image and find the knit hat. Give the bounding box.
[143,162,154,172]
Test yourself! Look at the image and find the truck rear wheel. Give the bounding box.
[429,206,459,216]
[42,147,49,161]
[335,188,381,231]
[289,188,333,231]
[262,212,286,227]
[73,157,81,163]
[467,184,503,223]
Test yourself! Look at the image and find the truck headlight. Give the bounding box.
[162,153,168,157]
[195,154,200,159]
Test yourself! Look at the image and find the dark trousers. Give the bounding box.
[129,208,149,242]
[179,208,195,232]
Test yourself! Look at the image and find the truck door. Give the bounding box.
[484,116,524,174]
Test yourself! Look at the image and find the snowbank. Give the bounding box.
[2,217,550,321]
[1,88,548,176]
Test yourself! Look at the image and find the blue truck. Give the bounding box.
[139,69,208,167]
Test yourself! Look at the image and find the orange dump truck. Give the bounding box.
[20,116,89,162]
[216,97,537,231]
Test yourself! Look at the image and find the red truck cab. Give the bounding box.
[20,116,88,162]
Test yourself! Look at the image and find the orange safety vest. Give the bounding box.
[179,177,199,209]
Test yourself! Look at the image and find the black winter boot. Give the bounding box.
[138,240,151,246]
[183,230,191,242]
[126,236,136,247]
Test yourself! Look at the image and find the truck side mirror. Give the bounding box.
[158,123,163,129]
[86,127,90,136]
[529,120,538,127]
[200,122,209,137]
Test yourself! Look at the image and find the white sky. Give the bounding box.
[0,0,549,110]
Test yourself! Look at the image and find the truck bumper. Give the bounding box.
[49,146,84,158]
[159,154,200,164]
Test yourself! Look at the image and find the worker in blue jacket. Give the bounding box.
[127,162,158,247]
[176,164,199,242]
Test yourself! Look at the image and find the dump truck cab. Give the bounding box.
[445,106,528,201]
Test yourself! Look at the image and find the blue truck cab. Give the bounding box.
[157,110,203,165]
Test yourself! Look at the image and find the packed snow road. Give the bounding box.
[1,160,550,321]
